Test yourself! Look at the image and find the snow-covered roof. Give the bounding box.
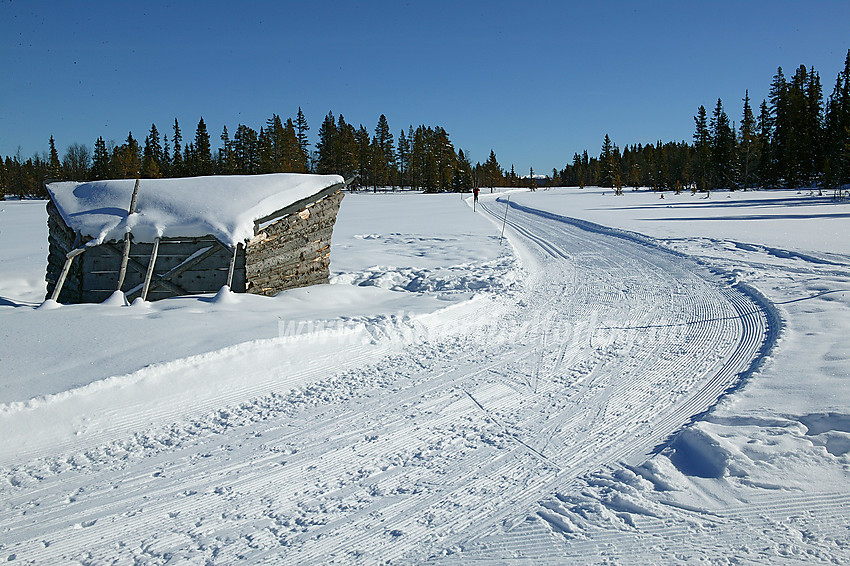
[46,173,345,247]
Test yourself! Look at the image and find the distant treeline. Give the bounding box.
[558,49,850,195]
[0,108,513,198]
[2,50,848,199]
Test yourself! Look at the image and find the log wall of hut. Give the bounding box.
[46,200,246,303]
[245,189,343,296]
[46,199,84,303]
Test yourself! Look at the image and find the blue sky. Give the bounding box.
[1,1,848,174]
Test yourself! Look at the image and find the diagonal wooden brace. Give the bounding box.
[102,243,188,297]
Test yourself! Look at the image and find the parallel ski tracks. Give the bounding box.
[467,490,850,565]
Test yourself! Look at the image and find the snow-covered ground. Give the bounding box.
[0,187,848,564]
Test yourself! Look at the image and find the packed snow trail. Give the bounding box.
[0,195,770,564]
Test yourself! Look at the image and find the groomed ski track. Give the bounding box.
[0,195,772,564]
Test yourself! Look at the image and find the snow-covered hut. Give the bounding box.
[45,173,347,303]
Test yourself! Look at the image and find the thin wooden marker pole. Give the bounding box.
[116,177,141,292]
[127,176,141,214]
[499,196,510,245]
[116,236,132,291]
[51,247,86,302]
[141,237,161,301]
[226,243,239,288]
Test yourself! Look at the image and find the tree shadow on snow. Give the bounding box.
[602,195,847,212]
[648,212,850,222]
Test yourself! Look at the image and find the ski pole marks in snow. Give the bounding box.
[0,194,779,563]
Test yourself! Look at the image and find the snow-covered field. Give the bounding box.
[1,187,848,564]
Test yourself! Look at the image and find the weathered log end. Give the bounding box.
[245,189,344,296]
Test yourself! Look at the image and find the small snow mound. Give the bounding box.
[630,456,687,491]
[669,427,731,479]
[800,413,850,457]
[799,412,850,436]
[37,299,61,310]
[102,291,129,307]
[130,297,150,308]
[211,285,238,304]
[537,509,581,535]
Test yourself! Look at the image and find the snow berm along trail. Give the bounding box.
[0,194,771,563]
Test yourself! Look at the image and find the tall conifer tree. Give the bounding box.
[600,134,616,187]
[92,137,110,180]
[739,91,759,189]
[193,117,213,175]
[218,126,233,174]
[397,129,409,189]
[693,106,711,190]
[47,136,62,179]
[710,98,735,188]
[172,119,183,177]
[316,111,338,175]
[142,123,163,178]
[295,107,310,167]
[162,134,170,177]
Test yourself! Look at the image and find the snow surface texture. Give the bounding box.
[0,188,848,564]
[46,173,344,246]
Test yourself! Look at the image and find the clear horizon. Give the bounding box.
[1,0,848,174]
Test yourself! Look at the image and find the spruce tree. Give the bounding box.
[397,128,409,189]
[92,136,110,180]
[295,107,310,165]
[710,98,735,188]
[112,132,141,178]
[336,115,358,181]
[600,134,616,187]
[162,134,171,177]
[47,136,62,179]
[823,49,850,192]
[454,148,473,191]
[218,126,233,174]
[172,119,183,177]
[420,127,438,192]
[315,111,338,175]
[805,67,824,184]
[264,114,286,172]
[258,126,273,173]
[693,106,711,190]
[355,125,371,189]
[283,118,305,172]
[233,124,259,174]
[739,91,759,189]
[484,150,502,188]
[193,117,214,176]
[373,114,395,188]
[434,127,455,192]
[142,123,163,178]
[407,125,416,188]
[768,67,789,186]
[183,142,194,175]
[784,65,812,187]
[756,100,774,187]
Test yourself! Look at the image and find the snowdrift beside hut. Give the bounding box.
[45,173,346,303]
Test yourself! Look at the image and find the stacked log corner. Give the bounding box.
[245,189,344,296]
[46,199,82,303]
